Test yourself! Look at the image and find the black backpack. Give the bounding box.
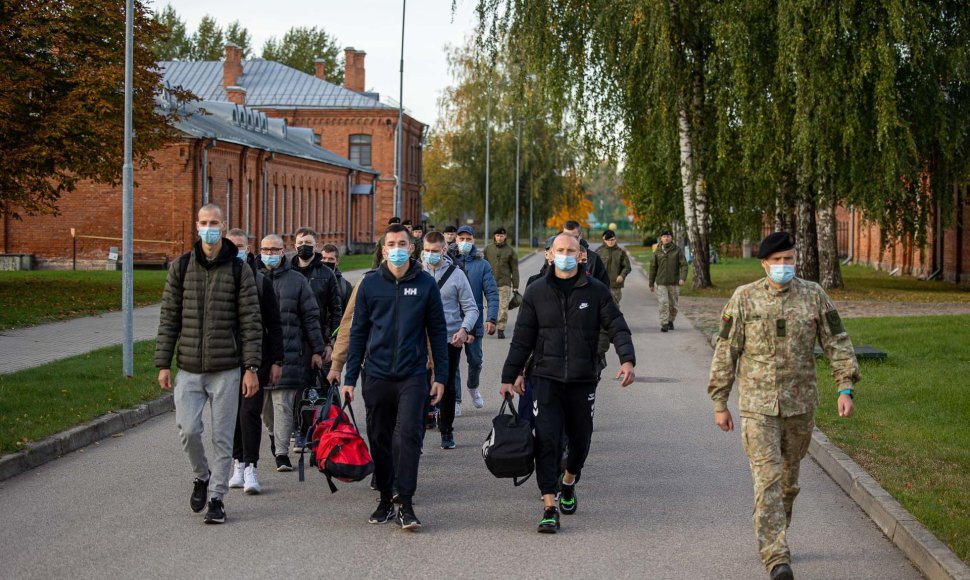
[482,394,535,486]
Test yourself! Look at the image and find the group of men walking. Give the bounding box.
[156,205,860,580]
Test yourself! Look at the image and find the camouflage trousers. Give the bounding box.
[740,411,815,571]
[656,284,680,324]
[492,285,512,332]
[610,287,623,304]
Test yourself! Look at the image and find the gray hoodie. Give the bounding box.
[425,256,480,336]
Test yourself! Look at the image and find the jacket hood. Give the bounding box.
[459,245,481,259]
[264,255,293,278]
[379,258,423,283]
[193,238,237,269]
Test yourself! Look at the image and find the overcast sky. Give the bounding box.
[156,0,480,126]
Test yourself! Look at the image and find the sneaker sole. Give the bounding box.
[400,521,422,531]
[244,487,261,495]
[276,466,294,473]
[559,505,577,515]
[229,482,244,489]
[203,517,226,524]
[537,525,559,534]
[368,513,395,525]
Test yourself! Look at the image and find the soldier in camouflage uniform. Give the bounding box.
[707,231,860,580]
[649,229,687,332]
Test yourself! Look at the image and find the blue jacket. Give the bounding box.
[344,260,449,386]
[455,246,499,337]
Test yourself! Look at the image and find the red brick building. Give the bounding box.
[0,96,378,269]
[161,44,426,236]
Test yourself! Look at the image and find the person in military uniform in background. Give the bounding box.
[649,229,688,332]
[595,229,632,304]
[484,227,519,339]
[707,231,861,580]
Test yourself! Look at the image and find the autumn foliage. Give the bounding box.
[545,171,593,229]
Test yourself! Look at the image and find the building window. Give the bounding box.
[349,134,372,167]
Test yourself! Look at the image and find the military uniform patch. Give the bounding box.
[825,310,845,334]
[719,313,734,339]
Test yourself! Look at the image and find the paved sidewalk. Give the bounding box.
[0,260,920,579]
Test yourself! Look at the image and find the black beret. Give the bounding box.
[402,219,413,226]
[660,229,673,236]
[494,227,507,235]
[443,225,457,233]
[602,229,616,240]
[757,231,796,259]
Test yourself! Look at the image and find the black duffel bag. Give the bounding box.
[482,393,534,486]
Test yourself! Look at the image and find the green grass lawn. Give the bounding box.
[814,315,970,563]
[627,246,970,302]
[0,270,169,330]
[0,340,163,455]
[337,253,376,271]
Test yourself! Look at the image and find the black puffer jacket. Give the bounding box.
[262,257,325,389]
[334,268,354,317]
[155,240,262,373]
[246,255,285,385]
[501,265,635,384]
[291,253,342,346]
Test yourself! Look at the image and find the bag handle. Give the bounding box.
[513,471,534,487]
[331,392,362,432]
[299,378,341,483]
[498,392,520,421]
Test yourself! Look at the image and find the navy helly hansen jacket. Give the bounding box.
[343,260,449,387]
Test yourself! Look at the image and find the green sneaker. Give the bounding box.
[558,477,578,515]
[537,506,560,533]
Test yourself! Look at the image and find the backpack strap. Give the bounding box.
[436,265,457,290]
[177,252,191,287]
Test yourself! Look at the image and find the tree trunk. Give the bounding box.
[795,183,820,282]
[690,67,712,288]
[676,71,711,289]
[774,190,794,233]
[817,193,844,289]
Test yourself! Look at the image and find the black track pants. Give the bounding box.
[363,373,427,501]
[532,377,597,495]
[437,345,463,435]
[232,382,265,467]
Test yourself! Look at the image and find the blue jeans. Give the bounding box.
[454,335,484,402]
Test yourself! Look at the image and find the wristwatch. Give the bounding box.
[246,365,259,374]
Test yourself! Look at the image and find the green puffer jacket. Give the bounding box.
[596,244,633,288]
[155,240,262,373]
[484,242,519,287]
[649,243,688,287]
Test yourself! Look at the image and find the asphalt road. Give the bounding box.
[0,258,919,579]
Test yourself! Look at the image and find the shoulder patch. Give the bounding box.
[719,313,734,339]
[825,310,845,335]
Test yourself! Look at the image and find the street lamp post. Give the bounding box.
[395,0,406,219]
[121,0,134,377]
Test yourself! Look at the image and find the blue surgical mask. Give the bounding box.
[262,254,281,269]
[386,248,410,267]
[554,255,578,272]
[768,264,796,285]
[422,251,442,266]
[458,241,473,255]
[198,226,221,245]
[237,249,247,261]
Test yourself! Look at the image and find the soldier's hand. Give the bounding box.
[270,363,282,386]
[513,375,526,395]
[242,371,259,398]
[340,385,355,403]
[158,369,172,390]
[678,280,685,287]
[615,362,635,387]
[429,382,445,406]
[838,394,855,418]
[311,353,324,369]
[715,410,735,432]
[616,275,624,284]
[649,286,656,293]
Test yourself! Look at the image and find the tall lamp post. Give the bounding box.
[121,0,134,376]
[484,89,491,241]
[395,0,406,218]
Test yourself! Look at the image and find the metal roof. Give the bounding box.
[161,95,378,174]
[160,59,395,110]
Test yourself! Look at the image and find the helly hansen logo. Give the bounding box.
[404,288,418,296]
[579,302,589,310]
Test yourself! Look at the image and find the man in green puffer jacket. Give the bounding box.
[649,229,688,332]
[156,204,263,525]
[595,229,632,304]
[483,227,519,339]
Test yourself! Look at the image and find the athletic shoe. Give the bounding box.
[369,498,396,524]
[455,402,462,417]
[537,506,560,533]
[668,321,675,330]
[190,474,209,513]
[396,502,422,531]
[203,497,226,524]
[469,388,485,409]
[228,460,245,489]
[498,330,506,339]
[275,454,293,472]
[440,433,456,449]
[243,464,261,495]
[558,476,578,515]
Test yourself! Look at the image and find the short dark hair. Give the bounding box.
[321,243,340,256]
[295,227,317,239]
[423,231,445,245]
[388,216,402,225]
[385,224,409,237]
[563,220,581,231]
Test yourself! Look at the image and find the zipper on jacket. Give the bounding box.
[561,291,569,382]
[201,266,209,372]
[391,279,400,372]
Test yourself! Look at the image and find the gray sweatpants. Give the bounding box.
[174,367,241,498]
[261,389,299,458]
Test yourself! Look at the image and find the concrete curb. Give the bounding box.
[0,394,174,483]
[691,316,970,579]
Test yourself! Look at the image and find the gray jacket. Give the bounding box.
[262,257,325,389]
[425,257,480,336]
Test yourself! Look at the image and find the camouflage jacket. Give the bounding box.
[707,277,861,417]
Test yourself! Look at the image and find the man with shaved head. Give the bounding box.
[156,204,262,524]
[500,233,637,534]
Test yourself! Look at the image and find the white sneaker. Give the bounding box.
[469,388,485,409]
[228,460,244,488]
[243,464,261,495]
[455,402,462,417]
